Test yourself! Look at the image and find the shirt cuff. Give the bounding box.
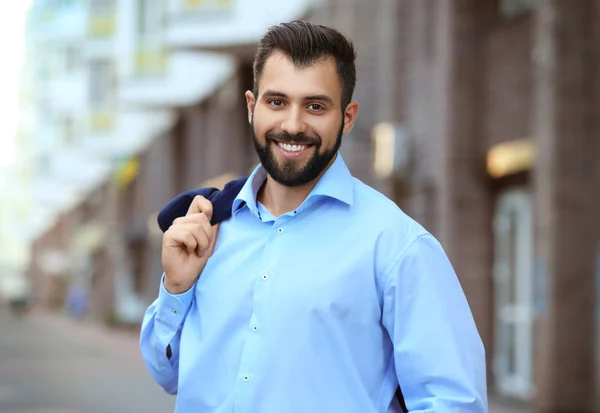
[155,273,195,332]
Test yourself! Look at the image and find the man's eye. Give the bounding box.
[308,104,324,111]
[269,99,284,107]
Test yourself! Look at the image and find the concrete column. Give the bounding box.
[532,0,599,411]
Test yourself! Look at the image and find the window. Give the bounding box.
[38,154,51,175]
[137,0,164,37]
[64,47,79,74]
[88,61,115,131]
[135,0,167,76]
[37,51,53,81]
[90,0,114,14]
[493,190,534,399]
[62,117,75,146]
[89,60,114,108]
[88,0,115,37]
[500,0,534,18]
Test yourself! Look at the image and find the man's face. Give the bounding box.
[246,53,358,187]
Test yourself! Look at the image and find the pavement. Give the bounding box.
[0,307,175,413]
[0,305,531,413]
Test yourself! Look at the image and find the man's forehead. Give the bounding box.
[259,52,341,100]
[262,52,337,73]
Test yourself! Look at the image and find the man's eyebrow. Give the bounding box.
[261,90,333,104]
[261,90,288,99]
[304,95,333,104]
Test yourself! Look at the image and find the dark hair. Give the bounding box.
[253,20,357,109]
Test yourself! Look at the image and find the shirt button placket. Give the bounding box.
[234,223,285,410]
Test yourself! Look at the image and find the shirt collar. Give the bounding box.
[232,153,354,218]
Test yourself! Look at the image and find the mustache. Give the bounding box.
[266,131,321,146]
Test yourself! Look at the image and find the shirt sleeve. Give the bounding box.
[381,233,488,412]
[139,274,196,395]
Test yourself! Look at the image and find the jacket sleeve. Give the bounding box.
[139,274,196,395]
[381,234,488,412]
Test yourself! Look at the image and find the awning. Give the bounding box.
[120,52,236,108]
[166,0,314,55]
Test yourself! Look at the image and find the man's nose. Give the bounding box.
[280,108,307,136]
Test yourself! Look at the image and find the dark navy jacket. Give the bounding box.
[157,177,248,233]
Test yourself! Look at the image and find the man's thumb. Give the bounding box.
[186,196,214,220]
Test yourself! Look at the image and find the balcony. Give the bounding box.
[82,109,176,160]
[120,51,235,108]
[166,0,314,57]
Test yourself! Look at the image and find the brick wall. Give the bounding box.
[532,0,599,409]
[308,0,385,187]
[28,215,70,309]
[483,15,534,148]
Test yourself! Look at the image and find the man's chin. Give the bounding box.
[265,162,312,187]
[270,174,309,187]
[269,150,309,168]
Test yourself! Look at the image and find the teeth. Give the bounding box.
[279,142,307,152]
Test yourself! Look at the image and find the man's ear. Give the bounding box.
[342,100,359,134]
[245,91,256,124]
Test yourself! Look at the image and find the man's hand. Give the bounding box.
[162,196,219,294]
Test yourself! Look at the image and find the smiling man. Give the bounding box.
[140,21,488,413]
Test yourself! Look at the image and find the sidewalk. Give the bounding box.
[489,397,531,413]
[0,308,175,413]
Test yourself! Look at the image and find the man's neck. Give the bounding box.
[257,156,336,217]
[257,177,315,217]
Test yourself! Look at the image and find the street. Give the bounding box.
[0,308,175,413]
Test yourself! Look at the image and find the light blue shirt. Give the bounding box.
[140,154,488,413]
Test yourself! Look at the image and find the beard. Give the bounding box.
[252,119,344,187]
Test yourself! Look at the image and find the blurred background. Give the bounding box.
[0,0,598,412]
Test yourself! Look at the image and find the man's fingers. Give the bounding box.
[173,212,211,227]
[173,223,211,256]
[186,196,213,221]
[167,229,198,254]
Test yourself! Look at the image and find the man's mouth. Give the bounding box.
[275,141,313,153]
[273,140,315,159]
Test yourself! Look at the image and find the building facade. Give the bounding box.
[344,1,600,411]
[175,0,600,410]
[17,0,599,411]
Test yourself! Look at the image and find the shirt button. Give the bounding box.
[172,309,178,314]
[262,274,268,280]
[277,228,284,234]
[243,375,250,382]
[252,325,258,331]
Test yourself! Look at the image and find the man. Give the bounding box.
[140,20,487,413]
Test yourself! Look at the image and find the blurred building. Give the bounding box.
[11,0,599,411]
[335,1,598,411]
[18,0,174,321]
[0,36,36,304]
[17,0,310,319]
